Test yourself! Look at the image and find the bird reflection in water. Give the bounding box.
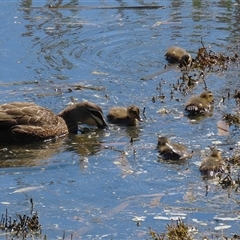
[0,138,65,168]
[66,131,105,170]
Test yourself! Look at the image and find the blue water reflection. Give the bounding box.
[0,0,240,239]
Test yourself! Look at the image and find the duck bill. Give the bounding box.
[101,120,108,129]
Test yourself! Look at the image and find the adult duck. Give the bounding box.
[0,101,107,143]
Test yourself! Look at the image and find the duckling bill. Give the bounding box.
[199,149,225,178]
[157,136,191,160]
[0,101,107,143]
[107,105,142,126]
[185,91,214,115]
[165,46,192,66]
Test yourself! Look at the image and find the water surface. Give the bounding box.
[0,0,240,239]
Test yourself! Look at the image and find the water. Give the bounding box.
[0,0,240,239]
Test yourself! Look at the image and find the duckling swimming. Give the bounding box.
[165,46,192,66]
[185,91,214,115]
[157,136,191,160]
[199,149,225,177]
[107,105,142,126]
[0,101,107,143]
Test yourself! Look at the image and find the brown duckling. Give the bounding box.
[157,136,191,160]
[199,149,225,177]
[165,46,192,66]
[107,105,142,126]
[185,90,214,115]
[0,101,107,143]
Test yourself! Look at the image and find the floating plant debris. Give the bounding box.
[171,42,239,98]
[148,217,240,240]
[149,218,194,240]
[226,147,240,165]
[0,208,42,239]
[222,113,240,126]
[190,41,238,72]
[217,120,229,136]
[218,173,239,190]
[234,90,240,100]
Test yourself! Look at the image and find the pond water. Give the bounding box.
[0,0,240,239]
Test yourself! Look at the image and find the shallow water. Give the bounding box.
[0,0,240,239]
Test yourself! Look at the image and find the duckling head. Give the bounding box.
[157,136,170,147]
[127,105,143,122]
[180,53,192,66]
[210,149,222,159]
[200,91,214,104]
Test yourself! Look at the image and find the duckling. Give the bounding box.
[157,136,191,160]
[107,105,142,126]
[0,101,107,143]
[199,149,225,177]
[185,90,214,115]
[165,46,192,66]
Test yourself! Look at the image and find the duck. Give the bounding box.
[0,101,107,143]
[157,136,191,160]
[185,90,214,115]
[165,46,192,66]
[199,149,225,177]
[107,105,142,126]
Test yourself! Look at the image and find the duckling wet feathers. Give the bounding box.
[165,46,192,66]
[157,136,191,161]
[199,149,225,178]
[185,91,214,115]
[107,105,143,126]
